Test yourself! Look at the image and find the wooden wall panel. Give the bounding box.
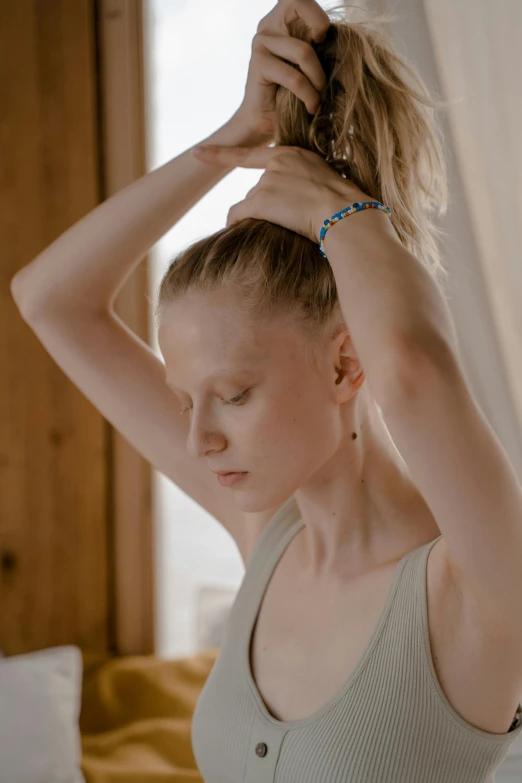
[98,0,154,656]
[0,1,110,656]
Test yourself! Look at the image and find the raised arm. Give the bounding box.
[11,0,330,318]
[10,0,331,318]
[10,111,268,317]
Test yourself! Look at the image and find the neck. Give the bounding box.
[292,402,440,581]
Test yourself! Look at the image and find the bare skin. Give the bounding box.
[158,286,441,580]
[158,286,521,737]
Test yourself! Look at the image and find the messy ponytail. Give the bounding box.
[155,3,450,353]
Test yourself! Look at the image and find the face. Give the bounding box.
[157,287,363,513]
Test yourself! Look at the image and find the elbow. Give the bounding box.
[10,272,29,311]
[10,271,38,320]
[10,270,53,322]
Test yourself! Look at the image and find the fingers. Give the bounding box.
[262,0,330,44]
[193,145,276,169]
[254,32,327,102]
[258,53,322,115]
[290,0,331,43]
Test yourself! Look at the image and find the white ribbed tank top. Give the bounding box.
[191,496,522,782]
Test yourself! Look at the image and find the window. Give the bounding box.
[143,0,275,658]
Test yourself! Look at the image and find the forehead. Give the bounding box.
[158,291,273,360]
[158,291,301,389]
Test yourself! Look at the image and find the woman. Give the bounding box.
[11,1,522,781]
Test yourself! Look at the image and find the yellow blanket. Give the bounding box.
[80,647,219,783]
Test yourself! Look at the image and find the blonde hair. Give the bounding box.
[154,3,450,363]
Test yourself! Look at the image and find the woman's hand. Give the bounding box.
[232,0,331,144]
[192,143,373,246]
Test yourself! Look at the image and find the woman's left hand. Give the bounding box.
[192,143,372,246]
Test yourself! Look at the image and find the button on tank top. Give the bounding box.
[191,496,522,782]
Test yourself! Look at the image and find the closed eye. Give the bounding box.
[179,388,250,416]
[226,389,250,406]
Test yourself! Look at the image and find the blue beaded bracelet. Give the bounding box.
[318,201,392,259]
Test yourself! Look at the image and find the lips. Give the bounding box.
[216,471,248,487]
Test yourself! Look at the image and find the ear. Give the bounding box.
[333,330,365,400]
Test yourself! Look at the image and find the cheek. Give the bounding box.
[249,387,326,453]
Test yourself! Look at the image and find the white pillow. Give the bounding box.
[0,645,85,783]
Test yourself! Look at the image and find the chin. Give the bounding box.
[238,488,296,516]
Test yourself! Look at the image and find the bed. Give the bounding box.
[80,646,218,783]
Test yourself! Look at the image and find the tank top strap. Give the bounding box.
[246,495,303,573]
[226,496,303,629]
[388,532,443,626]
[373,533,443,657]
[411,532,443,589]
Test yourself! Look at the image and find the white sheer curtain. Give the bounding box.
[423,0,522,459]
[383,0,522,479]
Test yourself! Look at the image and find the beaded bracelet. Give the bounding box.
[318,201,392,259]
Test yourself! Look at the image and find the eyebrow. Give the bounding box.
[165,368,253,393]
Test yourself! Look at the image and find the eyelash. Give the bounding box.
[179,389,250,416]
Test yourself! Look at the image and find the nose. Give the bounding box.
[185,409,225,460]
